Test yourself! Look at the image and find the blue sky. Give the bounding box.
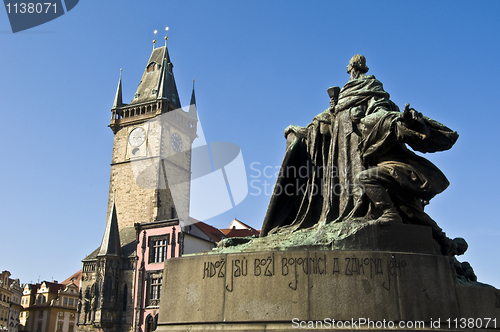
[1,1,500,287]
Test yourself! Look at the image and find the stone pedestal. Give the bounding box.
[156,226,500,331]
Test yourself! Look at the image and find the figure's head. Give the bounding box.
[453,237,468,255]
[347,54,369,74]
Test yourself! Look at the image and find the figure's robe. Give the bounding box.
[356,110,458,219]
[261,75,398,236]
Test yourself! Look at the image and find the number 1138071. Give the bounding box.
[5,3,57,14]
[446,318,496,329]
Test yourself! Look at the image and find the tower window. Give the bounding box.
[147,63,158,73]
[122,284,128,311]
[103,276,113,308]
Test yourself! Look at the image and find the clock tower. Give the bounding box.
[108,42,197,231]
[79,38,219,332]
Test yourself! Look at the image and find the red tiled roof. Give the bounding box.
[62,270,82,287]
[188,217,226,242]
[220,228,260,237]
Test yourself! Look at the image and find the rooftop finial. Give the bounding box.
[153,30,158,49]
[165,26,169,46]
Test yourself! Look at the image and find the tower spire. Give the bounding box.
[112,69,123,109]
[97,196,122,257]
[189,79,197,119]
[156,44,181,109]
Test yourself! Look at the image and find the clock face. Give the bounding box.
[171,133,182,152]
[129,127,146,147]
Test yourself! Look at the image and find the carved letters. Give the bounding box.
[202,254,407,292]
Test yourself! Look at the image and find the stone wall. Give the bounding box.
[157,250,500,331]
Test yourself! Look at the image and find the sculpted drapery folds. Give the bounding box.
[260,55,458,254]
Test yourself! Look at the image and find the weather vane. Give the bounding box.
[153,30,158,49]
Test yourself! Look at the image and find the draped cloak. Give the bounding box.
[354,110,458,222]
[260,75,397,236]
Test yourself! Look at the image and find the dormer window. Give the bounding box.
[147,62,159,73]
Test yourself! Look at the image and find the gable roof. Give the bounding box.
[61,270,82,286]
[188,217,226,242]
[219,228,260,237]
[39,281,64,294]
[228,218,259,232]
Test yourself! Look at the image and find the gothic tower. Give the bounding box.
[108,41,197,230]
[79,39,198,332]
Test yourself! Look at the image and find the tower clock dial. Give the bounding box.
[129,127,146,147]
[171,133,183,152]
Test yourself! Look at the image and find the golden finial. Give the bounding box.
[153,30,157,49]
[165,27,169,46]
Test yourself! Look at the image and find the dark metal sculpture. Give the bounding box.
[261,55,459,255]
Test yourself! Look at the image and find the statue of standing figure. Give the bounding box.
[261,55,459,255]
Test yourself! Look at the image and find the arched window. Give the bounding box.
[145,314,154,332]
[147,63,158,73]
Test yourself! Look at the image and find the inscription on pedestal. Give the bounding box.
[202,254,407,293]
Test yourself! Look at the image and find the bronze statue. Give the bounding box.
[261,55,458,255]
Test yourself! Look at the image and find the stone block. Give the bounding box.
[455,284,500,322]
[159,254,226,323]
[309,251,400,321]
[395,253,459,321]
[223,251,309,322]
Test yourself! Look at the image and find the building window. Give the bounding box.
[145,314,155,332]
[146,271,163,307]
[37,295,45,304]
[149,235,169,263]
[57,322,63,331]
[37,322,42,332]
[151,277,162,301]
[63,297,67,305]
[69,298,73,305]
